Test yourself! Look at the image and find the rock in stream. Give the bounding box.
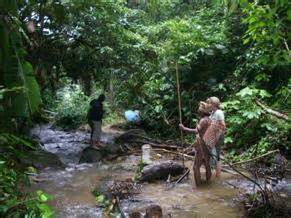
[140,160,186,182]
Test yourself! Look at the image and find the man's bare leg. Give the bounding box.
[193,162,202,187]
[215,161,221,177]
[205,160,212,181]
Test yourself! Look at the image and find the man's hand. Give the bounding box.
[179,123,185,130]
[180,123,198,134]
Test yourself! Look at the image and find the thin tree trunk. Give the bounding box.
[109,72,114,106]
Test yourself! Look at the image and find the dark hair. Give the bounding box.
[198,110,210,117]
[98,94,105,102]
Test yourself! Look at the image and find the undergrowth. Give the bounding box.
[0,133,53,217]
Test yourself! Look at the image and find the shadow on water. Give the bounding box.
[29,124,244,218]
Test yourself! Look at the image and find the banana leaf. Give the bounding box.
[0,1,41,118]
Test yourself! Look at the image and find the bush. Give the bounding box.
[222,86,290,160]
[0,134,53,217]
[43,83,124,129]
[53,85,90,128]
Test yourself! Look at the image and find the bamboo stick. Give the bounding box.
[175,62,183,143]
[175,61,186,168]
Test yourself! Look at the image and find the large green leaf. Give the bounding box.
[5,52,42,117]
[22,62,42,114]
[0,3,41,118]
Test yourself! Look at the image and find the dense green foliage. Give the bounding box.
[1,0,288,145]
[0,0,290,216]
[0,0,42,131]
[27,0,288,151]
[223,87,290,161]
[0,0,289,139]
[0,1,52,216]
[0,133,53,217]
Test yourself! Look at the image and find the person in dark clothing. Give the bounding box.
[87,94,105,149]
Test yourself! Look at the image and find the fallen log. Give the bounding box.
[139,161,186,182]
[115,129,147,142]
[135,140,179,150]
[115,129,184,151]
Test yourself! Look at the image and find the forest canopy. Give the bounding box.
[0,0,290,217]
[1,0,289,148]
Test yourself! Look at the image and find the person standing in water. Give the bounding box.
[87,94,105,149]
[204,96,226,177]
[179,101,212,186]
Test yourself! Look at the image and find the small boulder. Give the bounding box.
[20,149,64,169]
[79,143,124,163]
[79,147,103,163]
[145,205,163,218]
[127,204,163,218]
[120,198,163,218]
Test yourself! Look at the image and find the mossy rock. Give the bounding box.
[19,149,64,169]
[79,144,123,163]
[79,147,103,163]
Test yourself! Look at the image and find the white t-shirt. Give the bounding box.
[210,109,224,121]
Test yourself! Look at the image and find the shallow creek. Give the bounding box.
[29,124,244,218]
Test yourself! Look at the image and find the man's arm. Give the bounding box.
[216,110,226,130]
[179,124,197,133]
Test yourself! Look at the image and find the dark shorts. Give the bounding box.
[210,134,224,166]
[216,134,224,161]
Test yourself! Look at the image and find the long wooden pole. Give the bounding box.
[175,62,183,143]
[175,62,185,168]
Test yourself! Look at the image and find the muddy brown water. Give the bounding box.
[29,125,244,218]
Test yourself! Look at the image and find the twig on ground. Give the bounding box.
[221,168,239,175]
[175,168,190,184]
[227,150,279,166]
[165,168,190,190]
[152,148,195,160]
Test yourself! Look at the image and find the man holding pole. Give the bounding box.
[179,102,212,186]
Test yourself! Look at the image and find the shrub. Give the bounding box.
[0,134,53,217]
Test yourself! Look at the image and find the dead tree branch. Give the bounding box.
[255,100,289,121]
[229,149,279,166]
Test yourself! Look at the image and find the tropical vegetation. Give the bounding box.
[0,0,290,216]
